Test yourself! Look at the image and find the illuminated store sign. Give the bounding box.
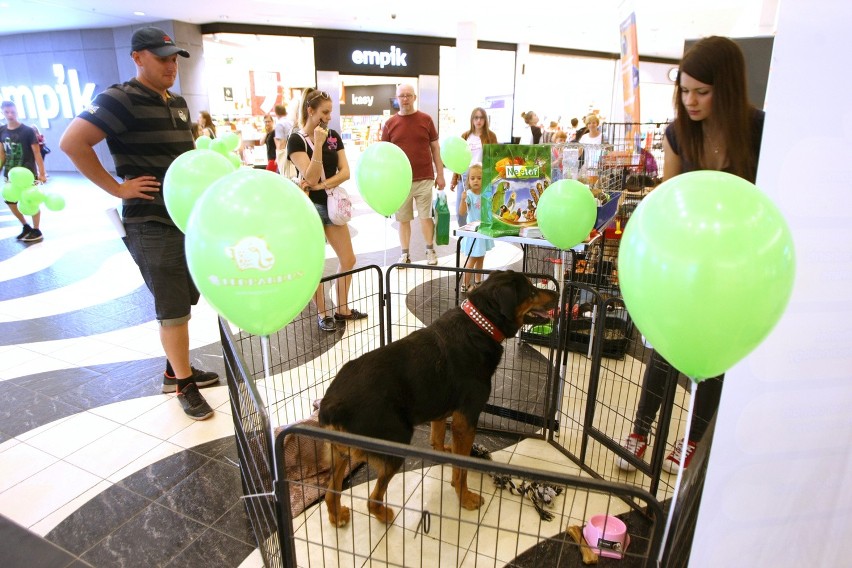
[0,64,96,129]
[351,46,408,69]
[314,38,439,76]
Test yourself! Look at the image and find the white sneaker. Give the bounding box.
[398,253,411,266]
[615,433,648,472]
[662,439,697,474]
[425,249,438,265]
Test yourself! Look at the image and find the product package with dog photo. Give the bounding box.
[479,144,552,237]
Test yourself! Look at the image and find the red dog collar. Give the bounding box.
[461,299,505,343]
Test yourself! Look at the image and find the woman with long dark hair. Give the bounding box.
[450,107,498,224]
[617,36,765,474]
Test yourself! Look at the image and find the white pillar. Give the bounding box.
[513,43,530,142]
[453,21,478,134]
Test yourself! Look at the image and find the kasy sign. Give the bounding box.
[1,64,96,130]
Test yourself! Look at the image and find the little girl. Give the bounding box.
[458,163,493,292]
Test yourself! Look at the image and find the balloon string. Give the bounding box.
[656,378,696,567]
[383,215,389,268]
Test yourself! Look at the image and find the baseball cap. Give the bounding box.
[131,27,190,58]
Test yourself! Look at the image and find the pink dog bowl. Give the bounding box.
[583,514,630,559]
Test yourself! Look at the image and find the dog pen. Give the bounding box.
[221,263,704,567]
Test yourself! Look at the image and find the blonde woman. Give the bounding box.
[287,88,366,332]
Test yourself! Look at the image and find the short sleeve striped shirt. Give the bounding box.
[78,78,194,224]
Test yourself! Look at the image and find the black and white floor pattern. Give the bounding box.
[3,172,608,567]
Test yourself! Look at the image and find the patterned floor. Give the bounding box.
[2,170,600,567]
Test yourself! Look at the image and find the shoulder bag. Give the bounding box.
[300,132,352,225]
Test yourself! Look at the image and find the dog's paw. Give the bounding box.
[368,502,396,524]
[328,506,351,527]
[460,489,484,510]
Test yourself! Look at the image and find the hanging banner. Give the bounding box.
[619,12,641,149]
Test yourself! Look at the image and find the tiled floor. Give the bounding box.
[5,170,610,567]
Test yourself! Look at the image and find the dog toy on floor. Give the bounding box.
[488,473,564,521]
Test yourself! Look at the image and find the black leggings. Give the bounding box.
[632,350,724,443]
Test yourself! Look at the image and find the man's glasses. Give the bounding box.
[397,94,415,99]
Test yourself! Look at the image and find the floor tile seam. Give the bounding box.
[71,497,181,563]
[190,503,259,549]
[6,463,116,532]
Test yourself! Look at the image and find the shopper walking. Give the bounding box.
[617,36,766,474]
[1,100,47,242]
[59,26,220,420]
[381,83,446,266]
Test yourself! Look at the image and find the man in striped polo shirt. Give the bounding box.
[60,27,219,420]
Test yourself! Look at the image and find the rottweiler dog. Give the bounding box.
[318,270,559,527]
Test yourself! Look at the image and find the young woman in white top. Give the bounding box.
[450,107,498,224]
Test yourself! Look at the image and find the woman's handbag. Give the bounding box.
[297,131,352,225]
[326,186,353,225]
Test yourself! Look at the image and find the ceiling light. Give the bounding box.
[133,11,145,16]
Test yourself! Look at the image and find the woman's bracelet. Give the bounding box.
[312,158,322,163]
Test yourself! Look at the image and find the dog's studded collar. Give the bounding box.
[461,299,505,343]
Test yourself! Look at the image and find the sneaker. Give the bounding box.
[333,309,368,321]
[21,228,43,242]
[15,224,32,240]
[318,315,337,332]
[162,366,220,394]
[425,248,438,265]
[460,283,469,293]
[176,382,214,420]
[662,439,697,474]
[615,433,648,472]
[398,252,411,265]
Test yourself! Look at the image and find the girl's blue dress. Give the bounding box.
[461,192,495,257]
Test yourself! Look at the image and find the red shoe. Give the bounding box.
[662,439,697,473]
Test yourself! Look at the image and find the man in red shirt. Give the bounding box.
[382,84,445,265]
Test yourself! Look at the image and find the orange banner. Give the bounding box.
[619,12,641,149]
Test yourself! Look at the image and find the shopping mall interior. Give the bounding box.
[0,1,849,567]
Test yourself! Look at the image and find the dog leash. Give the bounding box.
[414,510,431,538]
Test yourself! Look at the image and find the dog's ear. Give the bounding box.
[494,272,529,319]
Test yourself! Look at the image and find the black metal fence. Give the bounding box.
[221,261,699,567]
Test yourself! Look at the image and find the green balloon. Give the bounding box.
[210,138,230,156]
[356,142,413,216]
[9,167,34,189]
[19,187,44,210]
[441,135,473,174]
[17,196,40,216]
[220,132,241,152]
[185,169,326,336]
[195,135,212,149]
[536,179,598,249]
[618,171,796,380]
[2,182,23,202]
[226,152,242,169]
[44,193,66,211]
[164,149,236,232]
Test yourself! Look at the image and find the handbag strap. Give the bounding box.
[298,131,326,181]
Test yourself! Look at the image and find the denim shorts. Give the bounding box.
[123,221,200,326]
[313,202,332,226]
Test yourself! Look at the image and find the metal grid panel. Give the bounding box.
[276,424,664,568]
[384,265,560,436]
